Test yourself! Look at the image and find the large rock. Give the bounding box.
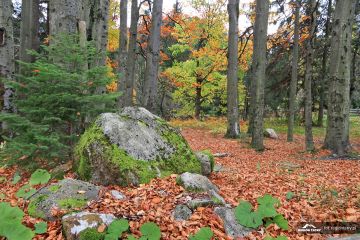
[62,212,116,240]
[214,207,252,238]
[75,107,202,186]
[177,172,219,192]
[28,179,100,220]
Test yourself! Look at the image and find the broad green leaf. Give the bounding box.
[264,235,288,240]
[234,201,262,228]
[15,185,36,199]
[34,222,47,234]
[106,219,129,238]
[104,233,118,240]
[127,235,137,240]
[286,192,294,200]
[257,204,278,218]
[11,173,21,185]
[29,169,51,185]
[0,202,24,221]
[189,227,213,240]
[257,194,280,208]
[140,222,161,240]
[273,214,289,230]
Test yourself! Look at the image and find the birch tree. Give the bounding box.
[143,0,163,113]
[250,0,269,151]
[324,0,357,155]
[117,0,128,108]
[225,0,240,138]
[287,0,300,142]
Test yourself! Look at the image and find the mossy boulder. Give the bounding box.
[75,107,202,186]
[28,179,100,220]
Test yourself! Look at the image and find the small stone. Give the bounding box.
[178,172,219,192]
[110,190,126,200]
[264,128,278,139]
[195,151,212,176]
[187,198,215,210]
[213,153,229,157]
[214,207,252,238]
[173,204,192,221]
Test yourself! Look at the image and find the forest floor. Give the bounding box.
[0,119,360,240]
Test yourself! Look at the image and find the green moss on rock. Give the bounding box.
[57,198,87,209]
[28,195,48,219]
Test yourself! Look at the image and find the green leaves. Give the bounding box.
[11,172,21,185]
[15,184,36,199]
[104,219,129,240]
[0,202,34,240]
[139,222,161,240]
[189,227,213,240]
[264,236,288,240]
[235,194,288,230]
[34,222,47,234]
[29,169,51,185]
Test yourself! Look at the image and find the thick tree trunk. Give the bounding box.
[250,0,269,151]
[324,0,357,155]
[49,0,82,35]
[287,1,300,142]
[304,0,317,151]
[317,0,332,127]
[225,0,240,138]
[143,0,163,113]
[0,0,16,133]
[117,0,128,108]
[20,0,40,64]
[123,0,139,106]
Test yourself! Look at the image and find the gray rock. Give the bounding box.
[178,172,219,192]
[213,153,229,158]
[195,151,213,176]
[208,189,226,205]
[327,235,360,240]
[28,179,100,220]
[173,204,192,221]
[214,207,252,238]
[62,212,116,240]
[264,128,279,139]
[187,198,216,209]
[75,107,202,186]
[110,190,126,200]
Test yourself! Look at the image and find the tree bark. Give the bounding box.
[250,0,269,151]
[20,0,40,64]
[49,0,82,35]
[287,0,300,142]
[0,0,16,132]
[317,0,332,127]
[143,0,163,113]
[304,0,317,151]
[225,0,241,138]
[324,0,357,155]
[117,0,128,108]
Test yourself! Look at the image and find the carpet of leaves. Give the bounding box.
[0,128,359,240]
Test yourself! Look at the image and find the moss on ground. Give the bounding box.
[79,228,105,240]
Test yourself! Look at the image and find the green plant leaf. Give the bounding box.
[29,169,51,185]
[264,235,288,240]
[12,172,21,185]
[234,201,262,228]
[189,227,213,240]
[139,222,161,240]
[34,222,47,234]
[257,194,280,207]
[15,185,36,199]
[257,204,278,218]
[127,235,137,240]
[272,214,289,230]
[286,192,294,200]
[0,202,34,240]
[106,219,129,238]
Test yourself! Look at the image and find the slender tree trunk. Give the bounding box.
[247,67,255,135]
[0,0,16,133]
[20,0,40,64]
[225,0,241,138]
[317,0,332,127]
[117,0,128,108]
[124,0,139,106]
[250,0,269,151]
[49,0,81,35]
[143,0,163,113]
[287,0,300,142]
[195,79,202,120]
[324,0,357,155]
[304,0,317,151]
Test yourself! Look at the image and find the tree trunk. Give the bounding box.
[123,0,139,106]
[20,0,40,64]
[287,0,300,142]
[49,0,82,35]
[0,0,16,133]
[317,0,332,127]
[143,0,163,113]
[225,0,240,138]
[195,80,202,120]
[250,0,269,151]
[324,0,357,155]
[117,0,128,108]
[304,0,317,151]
